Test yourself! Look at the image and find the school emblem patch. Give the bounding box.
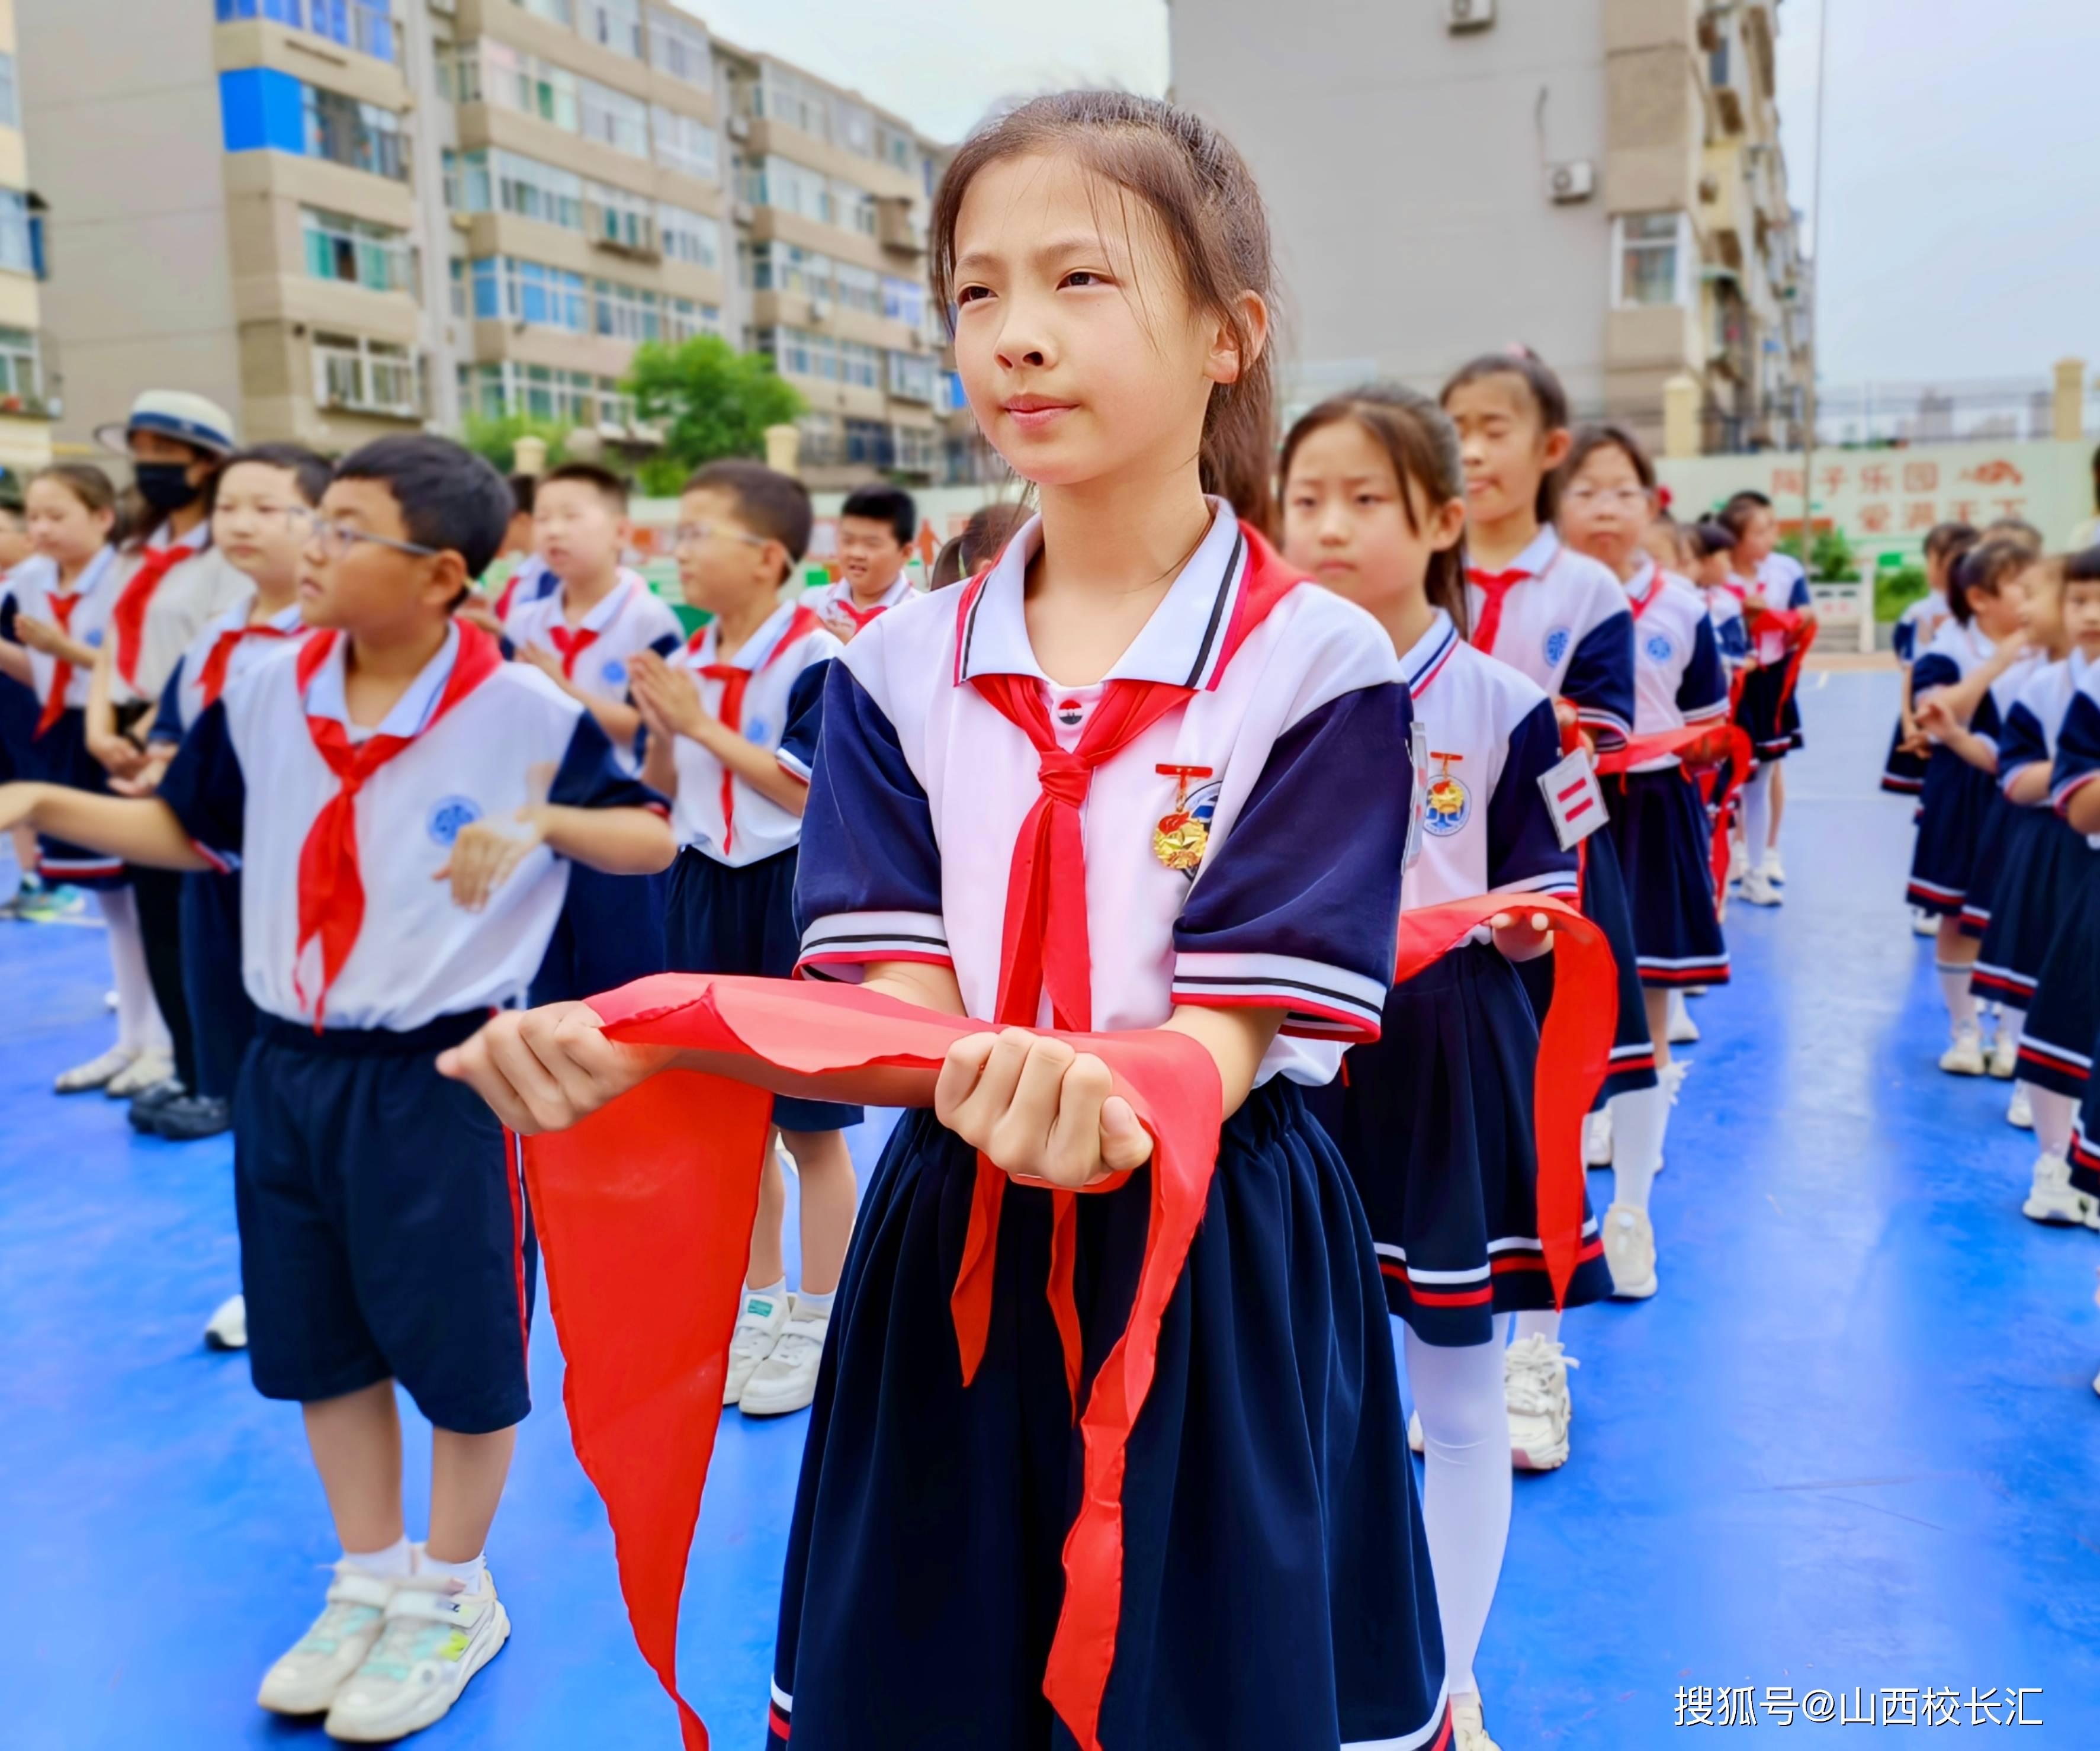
[1422,751,1471,837]
[743,716,769,745]
[1543,626,1571,667]
[1154,765,1219,876]
[600,657,628,687]
[1644,633,1674,664]
[427,796,482,847]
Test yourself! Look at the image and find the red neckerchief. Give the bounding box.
[33,592,83,737]
[1466,567,1527,655]
[292,623,505,1027]
[1626,565,1665,623]
[110,539,198,688]
[829,592,890,633]
[548,624,599,679]
[196,617,294,710]
[691,605,821,855]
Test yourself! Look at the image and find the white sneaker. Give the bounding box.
[54,1045,137,1093]
[722,1286,790,1406]
[1727,839,1748,884]
[1583,1108,1613,1166]
[2007,1084,2034,1130]
[1407,1407,1424,1454]
[1505,1333,1577,1471]
[1988,1030,2019,1080]
[1603,1202,1658,1299]
[1938,1024,1986,1076]
[2021,1154,2100,1229]
[106,1050,174,1098]
[1912,909,1938,937]
[1450,1693,1502,1751]
[257,1562,402,1716]
[738,1299,830,1417]
[1666,994,1700,1044]
[1740,870,1783,907]
[1761,851,1786,884]
[1662,1058,1692,1104]
[205,1293,248,1351]
[323,1573,509,1742]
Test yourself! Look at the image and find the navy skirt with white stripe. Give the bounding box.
[1516,825,1658,1101]
[2015,858,2100,1100]
[1736,663,1799,761]
[1957,794,2020,937]
[1972,812,2094,1005]
[25,707,126,890]
[1607,766,1729,987]
[1303,944,1613,1347]
[766,1083,1449,1751]
[1906,746,1996,916]
[1880,720,1928,795]
[2067,1073,2100,1201]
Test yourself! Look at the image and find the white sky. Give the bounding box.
[692,0,2098,389]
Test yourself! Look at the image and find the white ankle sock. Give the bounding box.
[795,1287,836,1319]
[747,1277,788,1309]
[1935,961,1976,1031]
[418,1550,487,1594]
[2030,1086,2075,1159]
[1511,1307,1560,1346]
[1610,1085,1669,1216]
[341,1534,415,1578]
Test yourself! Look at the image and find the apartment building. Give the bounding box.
[1169,0,1809,453]
[0,0,49,478]
[20,1,952,486]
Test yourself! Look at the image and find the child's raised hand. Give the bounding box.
[12,614,64,656]
[630,654,709,742]
[517,643,566,684]
[934,1027,1154,1189]
[437,1002,677,1134]
[434,761,554,910]
[1489,908,1555,962]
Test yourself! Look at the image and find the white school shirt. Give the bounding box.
[801,574,917,642]
[1893,590,1950,667]
[1997,652,2092,803]
[1395,608,1577,914]
[12,548,122,711]
[107,521,251,707]
[667,598,844,868]
[502,569,682,700]
[1741,553,1813,666]
[1705,581,1749,666]
[154,592,309,739]
[1912,620,2035,743]
[1623,559,1731,771]
[159,624,656,1032]
[1465,527,1636,745]
[794,499,1413,1088]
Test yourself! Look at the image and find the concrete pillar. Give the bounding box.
[1662,373,1702,458]
[513,435,549,477]
[2053,358,2087,443]
[765,422,802,478]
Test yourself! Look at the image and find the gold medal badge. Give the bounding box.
[1153,764,1216,871]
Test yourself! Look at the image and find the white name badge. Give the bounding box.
[1538,746,1608,850]
[1404,718,1430,869]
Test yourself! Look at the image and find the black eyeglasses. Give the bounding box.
[290,506,440,560]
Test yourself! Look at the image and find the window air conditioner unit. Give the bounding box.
[809,297,830,323]
[732,201,756,226]
[1547,160,1595,204]
[1446,0,1494,31]
[728,115,751,142]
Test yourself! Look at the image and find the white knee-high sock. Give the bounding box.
[1404,1324,1513,1701]
[1935,960,1976,1032]
[2030,1086,2075,1160]
[1610,1085,1669,1216]
[1511,1307,1561,1345]
[1739,765,1775,874]
[95,887,171,1056]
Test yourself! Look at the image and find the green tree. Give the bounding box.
[624,335,805,496]
[460,412,573,476]
[1777,525,1861,583]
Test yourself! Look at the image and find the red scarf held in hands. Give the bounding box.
[32,592,83,737]
[291,624,504,1027]
[110,540,197,690]
[195,620,294,710]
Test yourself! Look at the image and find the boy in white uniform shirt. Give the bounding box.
[804,483,919,640]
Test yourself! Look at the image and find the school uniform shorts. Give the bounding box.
[235,1012,535,1435]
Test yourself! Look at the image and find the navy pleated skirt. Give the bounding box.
[1906,746,1997,916]
[1607,767,1730,987]
[1958,794,2021,937]
[1880,719,1928,795]
[25,707,125,889]
[1736,663,1800,761]
[2068,1072,2100,1200]
[2016,858,2100,1100]
[1303,944,1612,1347]
[766,1082,1449,1751]
[0,672,36,785]
[1975,820,2100,1011]
[1517,826,1657,1102]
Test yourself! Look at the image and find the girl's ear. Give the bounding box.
[1539,425,1574,474]
[1204,290,1270,388]
[1429,495,1468,553]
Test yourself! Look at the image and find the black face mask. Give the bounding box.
[132,461,202,517]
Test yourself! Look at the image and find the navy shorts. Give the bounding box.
[181,867,255,1101]
[664,845,861,1134]
[530,864,669,1009]
[235,1012,535,1434]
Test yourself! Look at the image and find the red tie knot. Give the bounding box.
[1037,747,1091,807]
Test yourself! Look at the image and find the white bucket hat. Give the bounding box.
[94,389,239,458]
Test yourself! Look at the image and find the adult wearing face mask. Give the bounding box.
[82,392,247,1112]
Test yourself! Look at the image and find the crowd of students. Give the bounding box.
[1,83,2080,1751]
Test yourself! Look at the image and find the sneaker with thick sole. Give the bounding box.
[55,1046,137,1093]
[1603,1202,1658,1298]
[257,1562,402,1717]
[1505,1333,1577,1472]
[1662,1059,1692,1104]
[1762,852,1786,885]
[1988,1031,2019,1079]
[149,1093,234,1140]
[1583,1108,1613,1167]
[205,1293,248,1351]
[17,883,85,923]
[2021,1154,2100,1228]
[1938,1024,1986,1076]
[1911,909,1938,937]
[323,1574,509,1743]
[126,1080,188,1130]
[739,1300,830,1417]
[1739,869,1783,907]
[723,1286,789,1406]
[106,1051,174,1098]
[2007,1083,2034,1130]
[1450,1693,1502,1751]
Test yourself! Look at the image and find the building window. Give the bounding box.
[216,0,394,63]
[657,204,721,271]
[0,327,41,409]
[881,274,926,329]
[592,277,662,343]
[753,64,832,140]
[303,86,407,181]
[887,349,935,403]
[301,208,412,291]
[467,360,622,425]
[831,98,874,160]
[448,255,466,318]
[834,179,878,238]
[646,6,709,86]
[473,256,589,331]
[470,41,580,133]
[651,105,718,183]
[579,78,649,158]
[312,331,420,416]
[509,0,574,25]
[0,192,32,276]
[875,123,913,172]
[664,298,720,342]
[1613,211,1690,307]
[586,179,655,252]
[581,0,643,57]
[842,418,891,464]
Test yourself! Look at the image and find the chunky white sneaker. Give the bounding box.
[1583,1108,1613,1167]
[257,1563,402,1716]
[1662,1059,1692,1104]
[323,1573,509,1743]
[2007,1084,2034,1130]
[1666,993,1700,1044]
[1727,839,1748,885]
[2021,1154,2100,1228]
[1988,1030,2019,1079]
[1407,1408,1424,1454]
[1450,1693,1502,1751]
[1911,909,1938,937]
[738,1300,830,1417]
[205,1293,248,1351]
[1740,869,1783,906]
[54,1045,137,1093]
[105,1050,175,1098]
[1603,1202,1658,1298]
[1938,1024,1986,1076]
[1761,851,1786,885]
[1505,1333,1576,1472]
[722,1286,790,1406]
